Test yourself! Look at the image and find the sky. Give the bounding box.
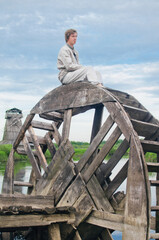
[0,0,159,142]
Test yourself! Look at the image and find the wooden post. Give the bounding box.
[2,148,14,194]
[90,105,103,143]
[48,223,61,240]
[62,109,72,142]
[156,151,159,234]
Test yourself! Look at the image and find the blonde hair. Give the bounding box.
[65,29,77,42]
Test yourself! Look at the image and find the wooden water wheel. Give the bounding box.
[1,82,159,240]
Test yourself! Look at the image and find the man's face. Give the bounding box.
[67,32,77,47]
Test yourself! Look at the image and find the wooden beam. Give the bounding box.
[141,139,159,153]
[83,126,121,183]
[13,114,35,149]
[22,136,41,179]
[86,210,124,232]
[102,138,129,179]
[28,125,48,172]
[76,115,114,173]
[0,194,54,209]
[2,149,15,194]
[62,109,72,142]
[0,213,75,228]
[51,122,62,146]
[48,223,61,240]
[40,111,63,121]
[90,105,103,143]
[45,132,56,158]
[105,160,128,199]
[31,120,55,131]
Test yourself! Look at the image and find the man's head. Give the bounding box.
[65,29,77,47]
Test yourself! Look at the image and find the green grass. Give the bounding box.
[0,141,157,163]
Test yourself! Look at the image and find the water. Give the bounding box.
[0,158,156,239]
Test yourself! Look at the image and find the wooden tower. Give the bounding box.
[1,108,23,145]
[1,82,159,239]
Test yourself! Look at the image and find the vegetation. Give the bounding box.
[0,141,157,164]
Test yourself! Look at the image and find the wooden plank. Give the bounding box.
[90,105,103,143]
[156,152,159,233]
[131,119,159,138]
[28,126,48,172]
[13,114,35,149]
[57,174,86,207]
[123,133,149,240]
[149,233,159,239]
[14,181,33,187]
[62,109,72,141]
[31,120,54,131]
[86,210,124,232]
[48,223,61,240]
[27,134,46,145]
[141,139,159,153]
[22,136,41,179]
[102,138,129,180]
[83,126,121,183]
[104,101,133,141]
[0,194,54,209]
[52,122,62,146]
[105,160,128,199]
[0,213,75,228]
[123,104,148,121]
[45,132,56,158]
[73,190,94,227]
[86,175,114,212]
[2,148,15,194]
[35,139,75,195]
[147,162,159,172]
[52,162,76,205]
[30,82,114,115]
[76,115,114,173]
[40,111,64,121]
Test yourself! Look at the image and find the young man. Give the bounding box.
[57,29,103,86]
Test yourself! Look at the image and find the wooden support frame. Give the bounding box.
[62,109,72,142]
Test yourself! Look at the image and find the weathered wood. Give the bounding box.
[0,194,54,209]
[149,233,159,239]
[123,104,148,121]
[102,138,129,180]
[72,190,94,227]
[123,133,149,240]
[76,115,114,173]
[73,231,82,240]
[2,148,15,194]
[22,136,41,179]
[90,105,103,143]
[131,119,159,138]
[35,139,75,195]
[51,122,62,146]
[13,113,35,149]
[57,174,86,207]
[105,160,128,199]
[40,111,64,121]
[28,125,48,172]
[45,132,56,158]
[52,162,76,205]
[156,152,159,233]
[104,101,133,141]
[86,210,124,232]
[31,120,54,131]
[48,223,61,240]
[147,162,159,172]
[62,109,72,141]
[30,82,114,114]
[14,181,33,187]
[27,134,47,145]
[141,139,159,153]
[0,213,75,228]
[83,126,121,183]
[87,175,114,212]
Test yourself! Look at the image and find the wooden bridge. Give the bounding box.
[1,82,159,239]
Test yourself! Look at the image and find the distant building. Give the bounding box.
[0,108,23,145]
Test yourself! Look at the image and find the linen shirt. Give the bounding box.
[57,44,82,81]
